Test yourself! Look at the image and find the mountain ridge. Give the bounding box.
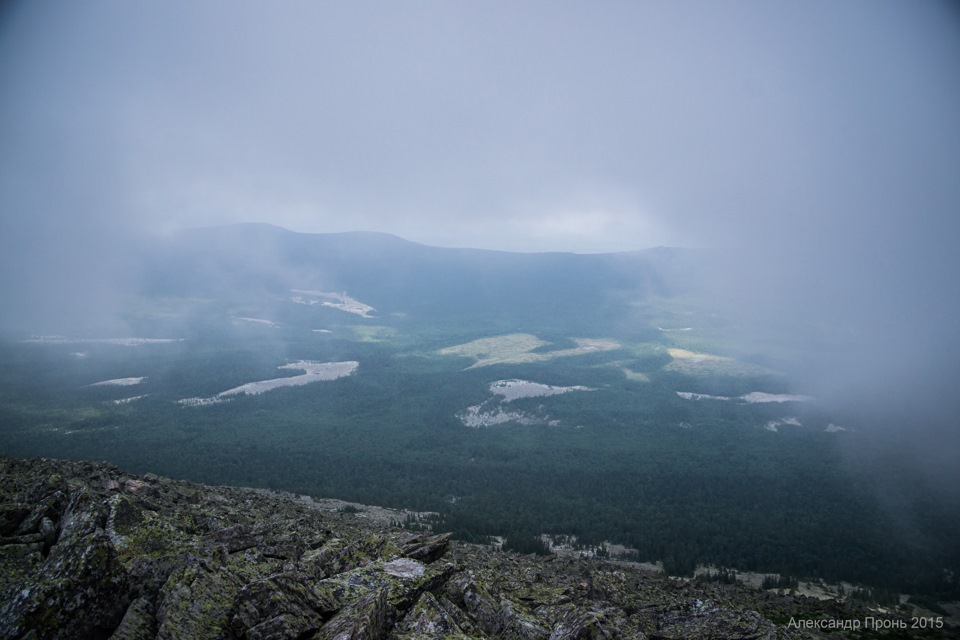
[3,455,944,639]
[138,223,701,335]
[171,222,689,256]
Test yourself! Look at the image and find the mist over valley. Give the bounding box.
[2,225,958,611]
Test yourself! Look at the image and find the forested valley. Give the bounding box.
[2,226,957,604]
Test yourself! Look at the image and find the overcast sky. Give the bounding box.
[1,1,956,248]
[2,2,959,357]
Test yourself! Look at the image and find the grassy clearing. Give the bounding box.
[620,367,651,382]
[437,333,548,367]
[350,326,398,342]
[437,333,619,369]
[665,348,775,377]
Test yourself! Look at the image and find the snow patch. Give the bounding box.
[765,417,802,432]
[179,396,227,408]
[459,401,549,428]
[676,391,727,401]
[180,360,358,406]
[291,290,375,317]
[219,361,358,397]
[236,317,278,327]
[88,377,146,387]
[489,379,593,402]
[458,379,594,428]
[678,391,814,404]
[20,336,181,346]
[742,392,814,404]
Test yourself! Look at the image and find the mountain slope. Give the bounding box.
[3,455,941,640]
[140,224,697,330]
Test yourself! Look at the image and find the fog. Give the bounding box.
[2,1,959,482]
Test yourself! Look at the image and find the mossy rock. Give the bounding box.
[229,571,331,639]
[155,560,243,640]
[0,456,912,640]
[0,529,129,640]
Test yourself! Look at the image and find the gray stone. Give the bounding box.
[0,456,887,640]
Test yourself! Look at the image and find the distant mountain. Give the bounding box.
[141,223,696,297]
[139,223,706,334]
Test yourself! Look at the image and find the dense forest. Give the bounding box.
[2,306,958,601]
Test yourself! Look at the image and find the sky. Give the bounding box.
[2,1,957,250]
[1,1,959,457]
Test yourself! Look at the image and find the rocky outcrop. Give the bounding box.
[0,456,937,639]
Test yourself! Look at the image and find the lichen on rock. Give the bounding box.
[0,456,923,640]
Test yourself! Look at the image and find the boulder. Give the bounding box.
[0,527,129,640]
[154,560,243,640]
[229,571,331,640]
[108,597,157,640]
[313,587,391,640]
